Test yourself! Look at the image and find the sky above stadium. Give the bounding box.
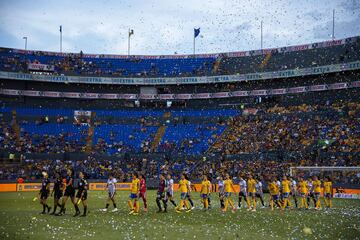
[0,0,359,55]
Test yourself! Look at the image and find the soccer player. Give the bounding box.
[175,173,191,213]
[166,174,177,208]
[57,168,79,216]
[307,178,316,208]
[312,176,322,210]
[156,174,167,212]
[39,171,51,214]
[255,177,265,208]
[186,177,196,210]
[246,174,257,212]
[298,177,308,209]
[289,177,298,208]
[74,171,88,217]
[323,177,333,209]
[267,177,281,210]
[222,173,236,213]
[138,174,148,212]
[101,173,118,212]
[238,176,247,209]
[200,175,211,210]
[281,176,292,210]
[128,172,140,215]
[218,176,225,209]
[50,171,63,215]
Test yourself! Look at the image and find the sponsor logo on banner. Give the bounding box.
[193,93,211,99]
[101,94,118,99]
[2,89,19,95]
[271,88,287,95]
[288,86,306,93]
[351,81,360,87]
[159,94,174,100]
[83,93,99,98]
[140,94,156,99]
[63,92,81,98]
[74,110,91,117]
[232,91,249,97]
[119,94,137,99]
[333,193,360,199]
[212,92,229,98]
[328,83,347,90]
[27,63,55,71]
[310,85,327,91]
[251,89,267,96]
[23,90,41,96]
[177,94,193,99]
[43,91,60,97]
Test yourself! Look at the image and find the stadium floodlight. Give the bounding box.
[22,37,27,50]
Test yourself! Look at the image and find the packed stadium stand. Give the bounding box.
[0,36,359,188]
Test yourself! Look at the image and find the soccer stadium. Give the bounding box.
[0,0,359,239]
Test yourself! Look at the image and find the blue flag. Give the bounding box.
[194,28,200,38]
[59,25,62,33]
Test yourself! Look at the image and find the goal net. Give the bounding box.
[289,166,360,199]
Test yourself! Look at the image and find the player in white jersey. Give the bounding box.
[289,177,298,208]
[166,174,177,207]
[255,177,265,208]
[306,178,316,208]
[217,176,225,209]
[238,176,248,209]
[101,174,118,212]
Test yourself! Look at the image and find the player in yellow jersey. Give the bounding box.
[281,176,292,210]
[312,176,322,210]
[200,175,211,210]
[222,174,236,213]
[176,174,191,213]
[297,177,308,209]
[128,172,140,215]
[323,177,333,209]
[267,177,281,210]
[246,174,257,212]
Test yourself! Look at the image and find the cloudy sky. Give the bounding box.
[0,0,359,55]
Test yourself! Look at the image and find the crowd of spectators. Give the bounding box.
[211,102,360,155]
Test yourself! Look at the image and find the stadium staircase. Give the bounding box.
[85,112,96,153]
[11,109,20,143]
[259,53,272,69]
[151,112,170,151]
[212,57,222,73]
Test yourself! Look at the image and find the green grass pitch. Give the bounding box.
[0,191,359,240]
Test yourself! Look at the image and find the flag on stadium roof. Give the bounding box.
[194,28,200,38]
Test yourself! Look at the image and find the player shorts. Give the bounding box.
[272,195,279,201]
[108,191,116,198]
[129,193,138,199]
[255,193,263,198]
[180,192,188,200]
[157,191,165,199]
[76,190,87,200]
[313,192,320,198]
[324,193,332,198]
[40,190,49,200]
[54,191,63,199]
[64,187,75,197]
[166,191,174,198]
[239,191,247,197]
[139,192,146,199]
[247,192,256,198]
[282,192,290,198]
[201,194,208,199]
[224,192,232,198]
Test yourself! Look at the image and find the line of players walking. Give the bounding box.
[35,169,333,216]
